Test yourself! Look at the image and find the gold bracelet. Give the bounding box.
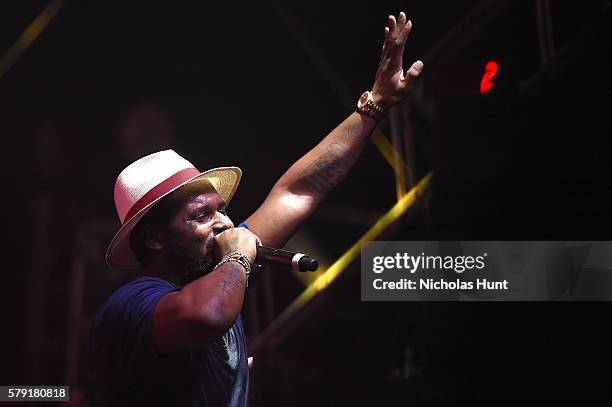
[214,251,254,286]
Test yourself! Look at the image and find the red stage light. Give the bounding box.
[480,60,498,95]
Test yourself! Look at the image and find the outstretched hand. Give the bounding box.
[372,12,424,106]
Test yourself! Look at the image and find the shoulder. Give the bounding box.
[113,276,178,299]
[95,276,179,326]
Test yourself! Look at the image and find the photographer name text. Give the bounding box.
[371,253,509,291]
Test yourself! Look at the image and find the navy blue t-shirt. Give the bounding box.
[89,276,249,407]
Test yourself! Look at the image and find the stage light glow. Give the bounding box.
[480,60,498,94]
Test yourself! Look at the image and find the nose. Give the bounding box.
[212,212,234,235]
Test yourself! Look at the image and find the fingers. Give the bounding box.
[388,14,397,33]
[387,12,412,41]
[382,26,389,50]
[398,12,406,26]
[403,19,413,42]
[400,60,424,90]
[374,12,424,102]
[397,18,412,46]
[383,12,413,61]
[405,60,424,78]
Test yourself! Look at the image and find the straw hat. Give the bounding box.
[106,149,241,270]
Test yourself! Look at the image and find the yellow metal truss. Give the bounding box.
[251,172,431,349]
[0,0,66,79]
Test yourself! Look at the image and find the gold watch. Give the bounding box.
[356,91,385,122]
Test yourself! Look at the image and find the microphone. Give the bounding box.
[255,246,319,272]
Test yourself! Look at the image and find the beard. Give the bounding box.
[166,236,217,284]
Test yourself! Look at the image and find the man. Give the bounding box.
[90,12,423,406]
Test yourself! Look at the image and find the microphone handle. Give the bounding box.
[255,246,319,272]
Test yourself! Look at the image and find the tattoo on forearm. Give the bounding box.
[216,261,246,294]
[299,143,356,195]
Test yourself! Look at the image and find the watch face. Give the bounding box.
[358,91,369,108]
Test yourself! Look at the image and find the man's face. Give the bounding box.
[164,190,234,280]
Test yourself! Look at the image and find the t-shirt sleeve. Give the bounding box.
[91,277,179,375]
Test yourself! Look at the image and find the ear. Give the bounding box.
[141,223,165,252]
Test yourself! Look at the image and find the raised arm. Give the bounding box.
[245,12,423,247]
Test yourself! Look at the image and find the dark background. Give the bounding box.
[0,0,610,405]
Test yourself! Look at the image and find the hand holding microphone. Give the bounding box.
[214,229,318,272]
